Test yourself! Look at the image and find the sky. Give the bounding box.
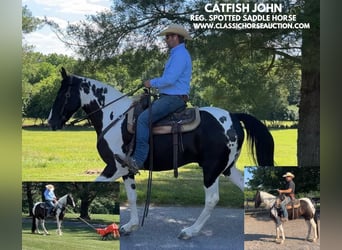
[22,0,112,57]
[244,167,255,188]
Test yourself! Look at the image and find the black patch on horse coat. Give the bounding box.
[81,79,91,94]
[226,125,237,142]
[83,100,104,133]
[91,84,107,107]
[219,116,227,123]
[97,138,118,178]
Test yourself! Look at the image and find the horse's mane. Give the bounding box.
[260,191,276,199]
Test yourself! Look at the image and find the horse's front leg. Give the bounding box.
[56,215,62,235]
[178,178,219,240]
[120,175,139,235]
[275,224,285,244]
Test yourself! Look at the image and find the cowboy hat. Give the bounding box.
[45,184,55,190]
[282,172,295,178]
[158,24,192,40]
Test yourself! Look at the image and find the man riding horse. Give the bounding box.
[44,184,57,216]
[117,24,192,174]
[277,172,296,222]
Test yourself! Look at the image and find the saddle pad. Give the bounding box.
[127,107,201,135]
[38,203,46,209]
[153,107,201,134]
[286,199,301,209]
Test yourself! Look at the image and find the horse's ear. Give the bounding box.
[61,67,68,79]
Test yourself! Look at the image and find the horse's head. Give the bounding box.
[48,67,81,130]
[254,190,261,208]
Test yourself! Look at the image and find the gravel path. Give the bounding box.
[244,213,320,250]
[120,206,244,250]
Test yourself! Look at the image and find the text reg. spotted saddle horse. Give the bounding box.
[124,93,200,177]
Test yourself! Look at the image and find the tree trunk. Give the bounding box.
[25,182,34,216]
[79,199,91,219]
[297,1,320,166]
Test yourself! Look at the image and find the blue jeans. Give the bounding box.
[280,196,291,218]
[46,200,55,214]
[133,94,186,165]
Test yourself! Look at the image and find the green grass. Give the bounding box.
[22,213,119,250]
[22,127,296,207]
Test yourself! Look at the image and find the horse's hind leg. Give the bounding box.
[178,178,219,239]
[40,219,49,235]
[226,164,244,191]
[120,176,139,235]
[34,218,41,234]
[306,218,317,242]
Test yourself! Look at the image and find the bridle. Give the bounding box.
[61,76,143,126]
[59,76,73,122]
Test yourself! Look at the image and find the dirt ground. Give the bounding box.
[244,212,320,250]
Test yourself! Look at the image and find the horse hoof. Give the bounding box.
[178,231,192,240]
[119,226,131,236]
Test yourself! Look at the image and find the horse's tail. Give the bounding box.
[234,113,274,165]
[314,209,319,239]
[31,211,36,233]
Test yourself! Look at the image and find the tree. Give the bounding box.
[72,182,120,219]
[22,5,43,34]
[297,1,320,166]
[247,167,320,194]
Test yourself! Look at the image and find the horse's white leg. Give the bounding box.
[120,177,139,234]
[227,165,244,191]
[275,224,280,241]
[305,219,312,241]
[307,218,318,242]
[178,178,219,239]
[35,218,41,234]
[275,223,285,244]
[56,214,62,235]
[41,219,49,235]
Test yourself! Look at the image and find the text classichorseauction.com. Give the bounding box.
[190,2,310,30]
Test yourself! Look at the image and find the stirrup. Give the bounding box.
[114,154,141,175]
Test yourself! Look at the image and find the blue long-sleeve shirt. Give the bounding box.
[150,43,192,95]
[44,189,56,201]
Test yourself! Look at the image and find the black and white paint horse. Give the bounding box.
[254,190,319,244]
[48,68,274,239]
[31,193,76,235]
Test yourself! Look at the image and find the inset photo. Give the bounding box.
[244,166,320,249]
[22,182,120,250]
